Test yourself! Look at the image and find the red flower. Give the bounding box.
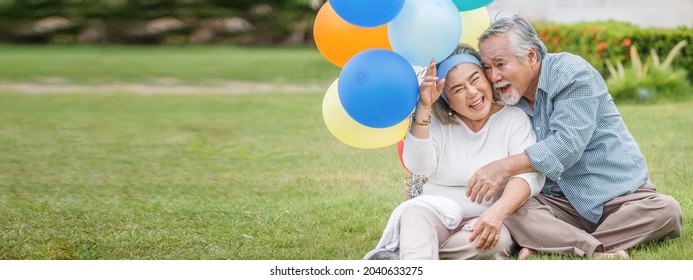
[622,38,632,47]
[598,42,607,51]
[552,38,560,47]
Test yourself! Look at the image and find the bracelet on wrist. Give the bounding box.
[412,115,431,126]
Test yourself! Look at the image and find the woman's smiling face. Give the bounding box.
[443,63,494,121]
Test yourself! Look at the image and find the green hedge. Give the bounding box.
[0,0,275,19]
[534,21,692,81]
[0,0,316,44]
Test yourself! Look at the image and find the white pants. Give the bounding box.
[399,205,515,260]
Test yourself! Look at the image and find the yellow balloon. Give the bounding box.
[322,79,410,149]
[458,7,490,49]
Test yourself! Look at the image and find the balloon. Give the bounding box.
[338,48,419,128]
[458,7,491,49]
[313,2,392,68]
[388,0,462,66]
[452,0,493,12]
[329,0,405,28]
[323,79,410,149]
[397,139,411,173]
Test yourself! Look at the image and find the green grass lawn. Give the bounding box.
[0,45,690,259]
[0,45,340,85]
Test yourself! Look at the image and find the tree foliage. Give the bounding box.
[0,0,323,44]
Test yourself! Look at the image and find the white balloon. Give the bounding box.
[388,0,462,66]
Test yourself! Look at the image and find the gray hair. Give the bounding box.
[478,14,547,62]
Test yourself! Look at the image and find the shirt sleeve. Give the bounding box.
[506,110,545,197]
[525,67,601,181]
[402,121,441,177]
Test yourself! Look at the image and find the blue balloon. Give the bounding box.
[330,0,405,28]
[338,49,419,128]
[388,0,462,66]
[453,0,493,12]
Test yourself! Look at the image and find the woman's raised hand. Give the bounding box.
[418,60,445,108]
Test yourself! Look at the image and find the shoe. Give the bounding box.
[592,250,629,260]
[363,248,399,260]
[517,247,537,260]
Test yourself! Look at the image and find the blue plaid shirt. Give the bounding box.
[515,53,649,223]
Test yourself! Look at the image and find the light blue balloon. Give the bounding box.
[338,49,419,128]
[388,0,462,66]
[453,0,493,12]
[330,0,405,28]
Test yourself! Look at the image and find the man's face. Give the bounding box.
[479,35,535,105]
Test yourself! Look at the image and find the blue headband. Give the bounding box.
[436,54,483,103]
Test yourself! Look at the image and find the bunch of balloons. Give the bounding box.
[315,0,492,150]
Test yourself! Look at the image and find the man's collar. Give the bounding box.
[537,53,553,94]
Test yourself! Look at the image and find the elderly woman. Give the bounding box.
[364,44,544,260]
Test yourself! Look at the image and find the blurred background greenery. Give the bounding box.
[0,0,690,103]
[0,0,322,45]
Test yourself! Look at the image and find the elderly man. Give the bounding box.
[467,14,682,259]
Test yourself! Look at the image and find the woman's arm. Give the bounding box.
[402,61,445,176]
[409,60,443,139]
[468,177,530,250]
[467,109,545,250]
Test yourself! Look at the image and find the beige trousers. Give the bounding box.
[398,205,515,260]
[504,183,682,257]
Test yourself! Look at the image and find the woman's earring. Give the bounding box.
[448,109,453,116]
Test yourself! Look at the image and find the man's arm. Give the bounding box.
[468,59,602,202]
[466,152,535,203]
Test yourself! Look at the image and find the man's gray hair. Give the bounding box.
[478,14,547,62]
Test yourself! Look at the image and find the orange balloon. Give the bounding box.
[313,2,392,68]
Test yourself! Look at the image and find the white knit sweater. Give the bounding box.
[403,105,545,216]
